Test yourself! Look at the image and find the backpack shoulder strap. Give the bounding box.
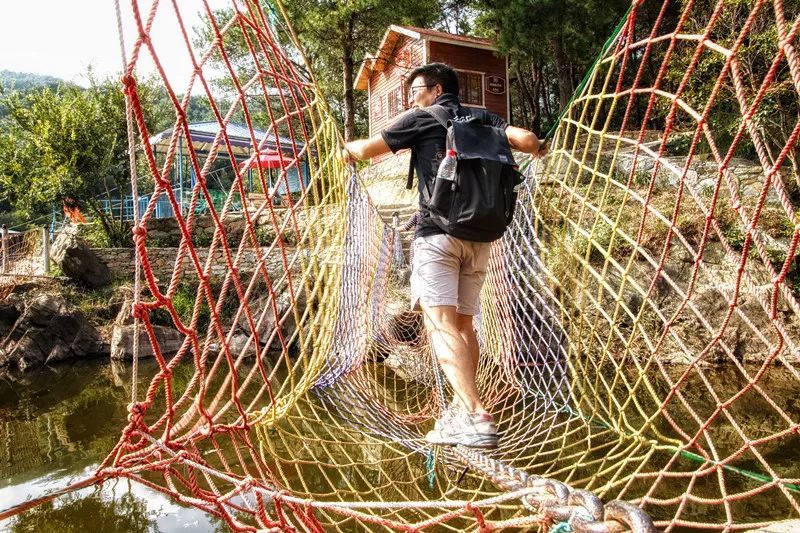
[406,105,467,190]
[405,150,433,202]
[421,104,453,128]
[405,150,416,190]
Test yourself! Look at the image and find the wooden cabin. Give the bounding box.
[355,25,508,163]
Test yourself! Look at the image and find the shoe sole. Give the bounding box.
[425,433,498,448]
[459,435,498,449]
[425,433,460,446]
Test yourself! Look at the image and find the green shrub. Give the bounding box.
[80,220,112,248]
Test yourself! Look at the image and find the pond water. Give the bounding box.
[0,359,223,532]
[0,358,798,531]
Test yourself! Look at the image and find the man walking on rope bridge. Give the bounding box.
[343,63,546,449]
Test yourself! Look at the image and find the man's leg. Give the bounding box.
[450,240,492,412]
[421,304,485,414]
[457,312,481,404]
[423,302,497,448]
[413,234,497,448]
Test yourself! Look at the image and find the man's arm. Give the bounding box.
[505,125,547,157]
[343,134,392,162]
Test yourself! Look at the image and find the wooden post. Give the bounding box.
[1,225,7,274]
[41,226,50,275]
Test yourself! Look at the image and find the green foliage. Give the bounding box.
[255,224,276,246]
[477,0,627,72]
[0,75,173,246]
[0,206,25,228]
[61,280,125,326]
[0,79,121,244]
[474,0,630,133]
[149,279,245,333]
[80,219,114,248]
[654,0,800,169]
[172,283,209,331]
[195,0,439,140]
[48,263,65,278]
[191,230,215,248]
[0,70,67,96]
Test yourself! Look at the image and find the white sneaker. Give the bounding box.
[425,409,498,449]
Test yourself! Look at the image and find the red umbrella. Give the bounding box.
[240,150,291,170]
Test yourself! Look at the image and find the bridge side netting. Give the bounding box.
[12,0,793,530]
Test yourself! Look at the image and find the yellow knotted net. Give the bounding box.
[8,0,799,530]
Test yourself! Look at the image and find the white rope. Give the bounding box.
[134,431,542,511]
[115,0,142,405]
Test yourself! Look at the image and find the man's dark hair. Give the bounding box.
[406,63,459,96]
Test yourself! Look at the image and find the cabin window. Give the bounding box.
[456,70,484,106]
[371,93,384,120]
[388,83,406,118]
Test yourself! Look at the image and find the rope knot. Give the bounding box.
[121,75,136,92]
[175,450,192,461]
[132,303,149,320]
[465,502,491,531]
[132,225,147,239]
[127,401,147,426]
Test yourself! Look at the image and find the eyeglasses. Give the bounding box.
[409,84,435,95]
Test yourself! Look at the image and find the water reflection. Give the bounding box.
[0,359,220,531]
[10,490,153,532]
[0,356,798,530]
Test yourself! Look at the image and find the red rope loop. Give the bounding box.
[465,502,491,532]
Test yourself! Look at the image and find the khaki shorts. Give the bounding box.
[410,233,492,316]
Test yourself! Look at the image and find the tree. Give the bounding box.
[195,0,440,141]
[0,77,162,245]
[10,492,153,532]
[435,0,478,36]
[659,0,800,185]
[475,0,629,134]
[0,70,67,94]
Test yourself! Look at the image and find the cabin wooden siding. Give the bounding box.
[368,37,423,137]
[427,41,508,120]
[365,33,507,164]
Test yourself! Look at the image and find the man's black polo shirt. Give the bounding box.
[380,93,508,239]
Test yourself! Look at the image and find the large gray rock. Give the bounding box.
[109,297,184,360]
[0,293,106,370]
[51,224,111,288]
[109,323,185,360]
[228,332,259,358]
[235,281,309,352]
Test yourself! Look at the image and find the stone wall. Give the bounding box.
[93,246,296,281]
[75,210,299,248]
[78,201,355,282]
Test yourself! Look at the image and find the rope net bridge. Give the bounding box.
[4,0,800,530]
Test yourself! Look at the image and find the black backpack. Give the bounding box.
[406,105,524,242]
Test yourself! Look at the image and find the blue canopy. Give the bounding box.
[149,121,305,158]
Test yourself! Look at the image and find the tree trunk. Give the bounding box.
[87,198,128,247]
[341,15,356,142]
[530,61,543,136]
[542,69,552,120]
[552,36,573,110]
[513,82,526,130]
[515,62,541,135]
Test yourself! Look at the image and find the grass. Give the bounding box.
[535,162,800,348]
[60,279,128,326]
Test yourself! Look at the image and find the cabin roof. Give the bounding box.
[355,25,496,90]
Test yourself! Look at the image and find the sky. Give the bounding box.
[0,0,227,90]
